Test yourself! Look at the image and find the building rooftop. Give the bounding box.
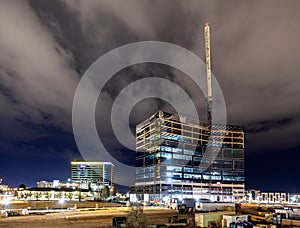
[137,110,243,131]
[25,187,89,192]
[71,160,114,166]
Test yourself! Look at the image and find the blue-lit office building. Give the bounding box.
[71,161,114,188]
[131,111,245,202]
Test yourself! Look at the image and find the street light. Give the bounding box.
[2,198,10,206]
[2,198,11,211]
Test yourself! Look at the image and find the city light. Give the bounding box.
[2,198,10,206]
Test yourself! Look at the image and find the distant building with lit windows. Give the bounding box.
[131,111,245,202]
[0,178,9,192]
[37,180,80,189]
[245,189,288,203]
[71,161,114,188]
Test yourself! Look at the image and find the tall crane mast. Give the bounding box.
[204,23,212,124]
[204,23,213,197]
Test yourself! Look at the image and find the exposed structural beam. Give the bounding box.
[204,23,212,124]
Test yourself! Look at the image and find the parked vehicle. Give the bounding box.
[182,198,196,212]
[0,209,29,217]
[198,198,211,203]
[168,198,185,211]
[0,210,8,218]
[168,198,196,213]
[195,202,235,212]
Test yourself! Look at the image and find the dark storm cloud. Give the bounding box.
[0,0,300,187]
[0,0,79,129]
[246,118,292,134]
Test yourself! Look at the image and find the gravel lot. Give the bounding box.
[0,207,192,228]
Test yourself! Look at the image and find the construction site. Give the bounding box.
[131,23,245,203]
[1,21,300,228]
[1,199,300,227]
[126,22,300,228]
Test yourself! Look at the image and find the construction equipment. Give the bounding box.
[240,207,276,225]
[249,214,272,224]
[112,217,126,227]
[168,215,188,225]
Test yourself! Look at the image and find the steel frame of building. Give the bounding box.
[131,111,245,202]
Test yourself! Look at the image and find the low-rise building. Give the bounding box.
[288,193,300,203]
[0,178,9,193]
[17,187,89,201]
[37,180,80,189]
[244,189,287,203]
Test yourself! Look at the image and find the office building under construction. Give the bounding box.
[130,23,245,202]
[131,111,244,202]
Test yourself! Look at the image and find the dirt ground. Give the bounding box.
[0,207,193,228]
[0,200,121,210]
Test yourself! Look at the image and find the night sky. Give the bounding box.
[0,0,300,192]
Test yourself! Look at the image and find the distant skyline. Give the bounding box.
[0,0,300,192]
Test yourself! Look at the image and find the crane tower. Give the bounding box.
[204,23,212,124]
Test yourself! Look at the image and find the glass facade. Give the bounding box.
[132,111,245,201]
[71,161,114,187]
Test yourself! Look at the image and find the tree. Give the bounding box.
[46,192,50,201]
[110,186,116,196]
[27,191,32,200]
[34,192,41,201]
[68,192,73,201]
[78,189,82,202]
[126,205,147,228]
[100,186,109,200]
[18,184,26,191]
[58,192,63,200]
